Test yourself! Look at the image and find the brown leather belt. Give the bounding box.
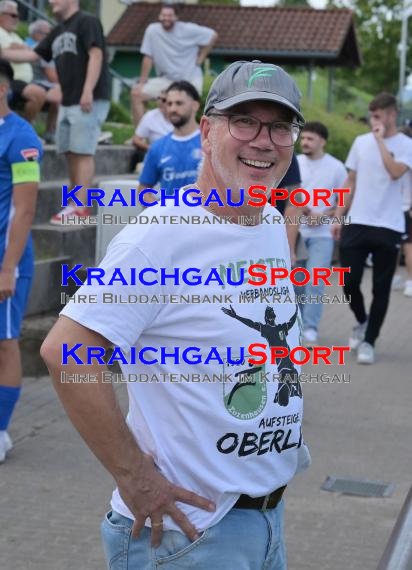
[233,485,287,511]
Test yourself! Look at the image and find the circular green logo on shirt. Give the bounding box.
[222,356,267,420]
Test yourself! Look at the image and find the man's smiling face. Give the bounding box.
[203,101,294,193]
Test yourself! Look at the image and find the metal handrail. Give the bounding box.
[107,65,131,89]
[377,486,412,570]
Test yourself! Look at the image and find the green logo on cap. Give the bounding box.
[248,66,276,87]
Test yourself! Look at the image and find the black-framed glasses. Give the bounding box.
[208,113,303,147]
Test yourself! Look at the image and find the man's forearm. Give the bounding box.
[1,208,35,273]
[133,136,149,152]
[83,48,103,94]
[335,175,355,217]
[139,184,157,204]
[376,138,408,180]
[1,46,39,62]
[45,66,58,84]
[284,203,300,253]
[41,322,144,481]
[197,32,218,65]
[139,55,153,83]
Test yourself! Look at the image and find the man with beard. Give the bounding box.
[131,3,217,125]
[138,80,201,201]
[297,121,347,347]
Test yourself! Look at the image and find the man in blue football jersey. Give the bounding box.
[138,80,202,200]
[0,59,42,462]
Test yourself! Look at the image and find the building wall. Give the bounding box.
[101,0,200,33]
[100,0,128,34]
[111,50,226,80]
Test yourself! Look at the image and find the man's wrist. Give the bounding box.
[112,447,145,483]
[335,208,345,218]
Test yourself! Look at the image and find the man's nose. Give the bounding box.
[249,124,276,150]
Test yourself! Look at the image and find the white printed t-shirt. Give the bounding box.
[140,21,215,83]
[297,153,347,238]
[135,108,173,145]
[345,132,412,232]
[61,199,311,533]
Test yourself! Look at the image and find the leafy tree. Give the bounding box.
[332,0,407,95]
[278,0,310,6]
[80,0,100,15]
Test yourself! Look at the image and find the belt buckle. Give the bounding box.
[261,494,270,511]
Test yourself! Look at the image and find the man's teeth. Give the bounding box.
[240,158,272,168]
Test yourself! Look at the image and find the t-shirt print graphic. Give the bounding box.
[221,305,302,409]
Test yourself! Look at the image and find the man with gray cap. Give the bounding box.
[41,60,310,569]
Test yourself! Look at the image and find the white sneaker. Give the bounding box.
[391,274,403,291]
[0,431,12,463]
[357,342,375,365]
[303,328,318,348]
[349,320,368,350]
[404,281,412,297]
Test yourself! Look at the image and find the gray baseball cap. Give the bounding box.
[204,60,304,124]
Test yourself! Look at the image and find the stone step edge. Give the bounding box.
[38,173,137,191]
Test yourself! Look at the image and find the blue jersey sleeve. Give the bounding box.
[139,142,161,188]
[7,127,43,185]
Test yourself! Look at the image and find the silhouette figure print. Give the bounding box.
[221,305,302,406]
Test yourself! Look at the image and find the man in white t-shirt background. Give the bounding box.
[130,89,172,172]
[333,92,412,364]
[41,60,310,569]
[297,121,347,347]
[131,3,218,125]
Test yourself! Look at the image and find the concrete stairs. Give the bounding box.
[23,144,135,375]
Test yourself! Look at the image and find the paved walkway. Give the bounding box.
[1,269,411,569]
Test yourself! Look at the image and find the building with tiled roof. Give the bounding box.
[106,3,361,109]
[107,3,360,68]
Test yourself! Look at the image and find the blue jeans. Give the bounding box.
[300,236,334,331]
[101,501,286,569]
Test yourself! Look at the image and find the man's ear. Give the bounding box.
[200,115,212,156]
